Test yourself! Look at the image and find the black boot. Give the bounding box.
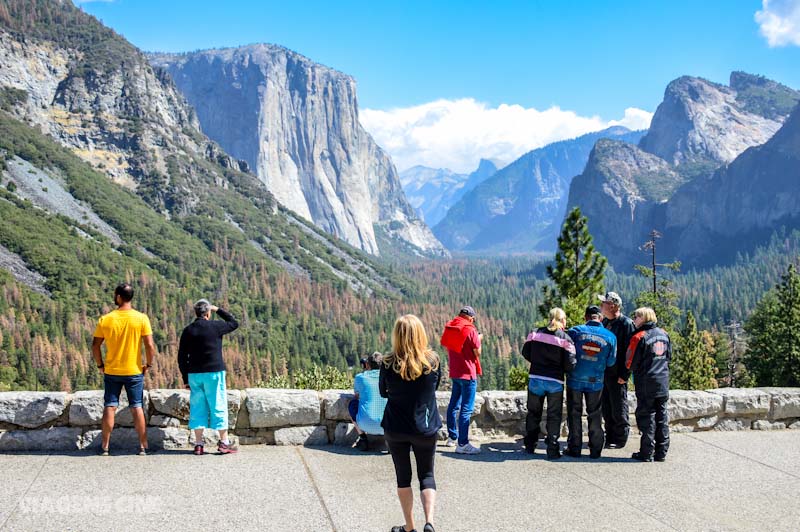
[523,432,537,454]
[545,436,561,460]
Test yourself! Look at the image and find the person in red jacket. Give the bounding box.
[440,306,482,455]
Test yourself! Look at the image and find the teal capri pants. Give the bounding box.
[188,371,228,430]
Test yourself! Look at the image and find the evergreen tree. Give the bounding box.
[744,264,800,386]
[539,207,607,324]
[671,311,717,390]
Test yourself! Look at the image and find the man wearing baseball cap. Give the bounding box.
[440,306,482,454]
[598,291,636,449]
[565,305,617,458]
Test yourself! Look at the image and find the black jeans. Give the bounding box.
[635,394,670,459]
[566,388,604,455]
[385,431,437,490]
[525,388,563,446]
[601,374,630,446]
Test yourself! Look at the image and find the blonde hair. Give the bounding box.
[384,314,440,381]
[632,307,658,324]
[547,308,567,332]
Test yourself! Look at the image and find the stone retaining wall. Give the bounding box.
[1,388,799,451]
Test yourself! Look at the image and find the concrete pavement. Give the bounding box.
[1,431,798,531]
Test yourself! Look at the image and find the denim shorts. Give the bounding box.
[103,373,144,408]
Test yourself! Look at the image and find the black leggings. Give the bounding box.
[385,431,437,490]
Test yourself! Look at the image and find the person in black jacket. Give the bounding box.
[599,291,636,449]
[380,314,441,532]
[178,299,239,455]
[625,307,672,462]
[520,308,576,459]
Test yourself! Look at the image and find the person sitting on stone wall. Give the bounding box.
[349,351,388,451]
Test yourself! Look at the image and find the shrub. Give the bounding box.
[508,365,529,391]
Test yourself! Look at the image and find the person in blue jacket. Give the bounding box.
[565,305,617,459]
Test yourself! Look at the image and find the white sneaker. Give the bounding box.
[444,437,458,447]
[455,443,481,455]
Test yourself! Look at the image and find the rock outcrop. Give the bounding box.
[149,46,447,257]
[638,74,794,166]
[566,72,800,268]
[661,104,800,264]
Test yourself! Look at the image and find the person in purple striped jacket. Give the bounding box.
[520,308,577,459]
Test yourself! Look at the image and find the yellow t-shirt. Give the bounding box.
[93,309,153,376]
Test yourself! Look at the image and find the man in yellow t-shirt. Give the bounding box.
[92,282,157,456]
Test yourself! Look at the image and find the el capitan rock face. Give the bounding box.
[150,46,446,257]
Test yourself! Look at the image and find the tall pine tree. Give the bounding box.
[745,264,800,386]
[540,207,607,325]
[671,310,717,390]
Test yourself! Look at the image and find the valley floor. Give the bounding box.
[1,431,798,531]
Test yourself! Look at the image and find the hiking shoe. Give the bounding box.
[356,434,369,451]
[424,523,435,532]
[218,441,238,454]
[631,451,654,462]
[563,448,581,458]
[99,447,109,457]
[455,443,481,455]
[193,444,204,456]
[444,437,458,447]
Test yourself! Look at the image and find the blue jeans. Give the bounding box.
[103,373,144,408]
[447,378,477,445]
[529,377,564,395]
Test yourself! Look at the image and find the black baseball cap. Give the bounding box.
[585,305,603,317]
[459,305,476,317]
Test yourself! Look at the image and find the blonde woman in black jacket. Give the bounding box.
[380,314,441,532]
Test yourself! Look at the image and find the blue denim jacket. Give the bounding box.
[566,321,617,392]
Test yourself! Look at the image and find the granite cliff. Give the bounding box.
[150,46,446,257]
[567,72,800,268]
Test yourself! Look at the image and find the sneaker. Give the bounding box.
[218,441,238,454]
[444,437,458,447]
[455,442,481,455]
[193,444,204,456]
[99,447,110,457]
[631,451,654,462]
[424,523,435,532]
[138,446,148,456]
[356,434,369,452]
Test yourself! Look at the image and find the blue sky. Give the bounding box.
[80,0,800,171]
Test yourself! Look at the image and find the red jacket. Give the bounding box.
[441,316,482,379]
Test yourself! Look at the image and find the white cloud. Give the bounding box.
[755,0,800,47]
[361,98,652,173]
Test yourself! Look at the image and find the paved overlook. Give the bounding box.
[1,431,799,531]
[1,388,800,531]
